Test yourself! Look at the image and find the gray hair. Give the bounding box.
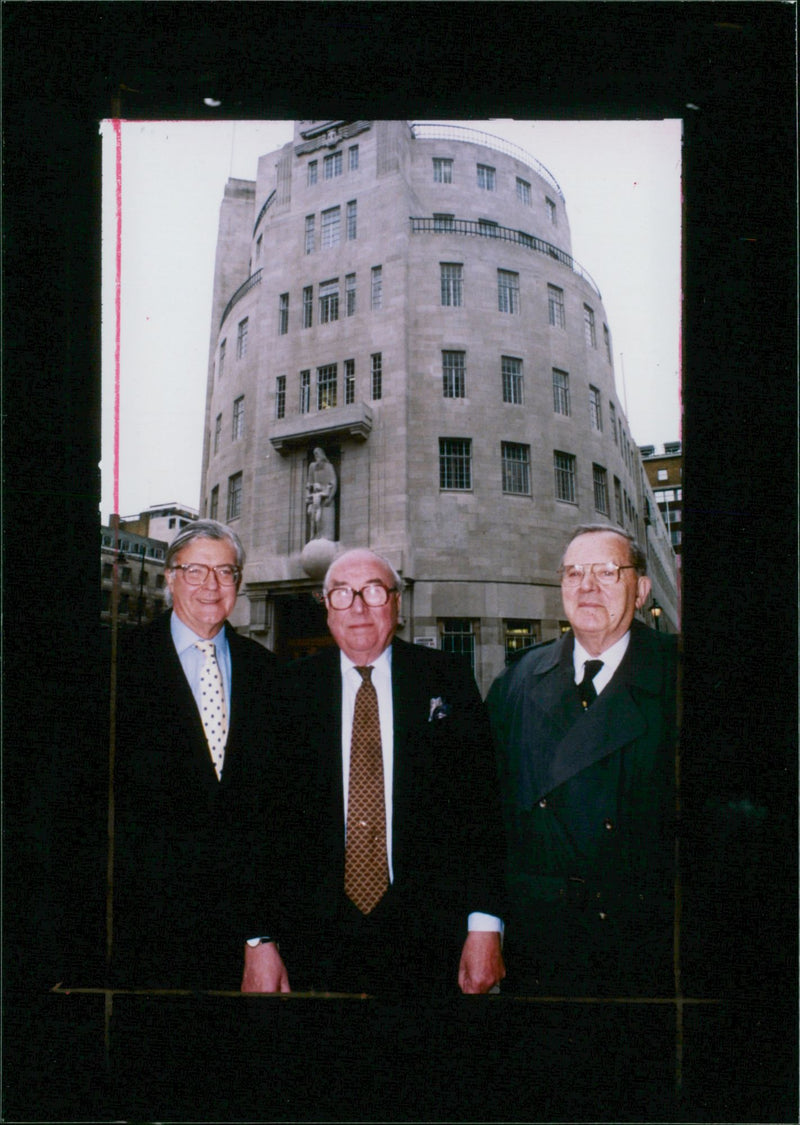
[165,519,246,570]
[323,548,404,595]
[563,524,647,575]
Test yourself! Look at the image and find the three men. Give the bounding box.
[487,525,678,995]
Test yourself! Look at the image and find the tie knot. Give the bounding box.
[195,640,216,658]
[355,665,374,684]
[582,659,604,682]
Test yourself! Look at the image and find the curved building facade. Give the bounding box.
[200,120,678,691]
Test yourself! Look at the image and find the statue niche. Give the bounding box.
[305,446,338,542]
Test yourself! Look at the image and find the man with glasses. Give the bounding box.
[112,520,289,991]
[487,525,678,996]
[242,547,506,996]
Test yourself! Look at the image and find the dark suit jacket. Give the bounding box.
[271,637,506,992]
[487,620,679,993]
[111,611,283,989]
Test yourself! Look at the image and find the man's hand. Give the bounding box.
[240,941,291,993]
[458,930,506,994]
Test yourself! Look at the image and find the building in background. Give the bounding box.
[118,501,198,547]
[200,121,679,691]
[640,441,682,618]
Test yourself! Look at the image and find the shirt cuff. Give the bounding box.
[467,912,504,933]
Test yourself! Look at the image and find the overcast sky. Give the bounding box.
[100,118,682,523]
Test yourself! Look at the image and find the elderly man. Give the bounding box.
[243,547,506,996]
[487,525,679,996]
[112,519,288,991]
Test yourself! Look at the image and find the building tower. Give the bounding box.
[200,121,678,692]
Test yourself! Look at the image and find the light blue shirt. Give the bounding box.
[170,610,232,715]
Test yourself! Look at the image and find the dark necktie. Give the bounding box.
[345,666,389,914]
[578,659,604,709]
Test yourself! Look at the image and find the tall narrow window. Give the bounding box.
[589,385,603,431]
[278,292,289,335]
[346,272,357,316]
[547,285,565,328]
[302,285,313,328]
[307,160,318,186]
[232,396,244,441]
[593,463,609,514]
[304,214,315,254]
[545,196,557,225]
[209,485,219,521]
[477,163,496,190]
[214,413,222,454]
[346,199,357,240]
[502,442,531,495]
[348,144,359,171]
[319,278,339,323]
[299,369,311,414]
[553,369,570,416]
[439,438,472,489]
[321,206,341,248]
[609,401,618,445]
[502,356,523,405]
[498,269,520,314]
[604,323,612,362]
[554,451,577,503]
[255,233,263,261]
[479,219,499,237]
[440,618,475,670]
[236,317,248,358]
[440,263,463,307]
[442,351,465,398]
[516,177,532,205]
[275,376,286,420]
[371,352,382,400]
[344,359,355,405]
[227,472,243,520]
[433,157,453,183]
[371,265,383,310]
[583,304,597,348]
[323,151,342,179]
[614,476,623,525]
[317,363,337,410]
[433,213,455,231]
[504,620,540,662]
[218,338,226,380]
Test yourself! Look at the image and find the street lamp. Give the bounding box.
[650,598,662,632]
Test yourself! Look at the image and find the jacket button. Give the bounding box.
[538,798,548,808]
[603,818,614,831]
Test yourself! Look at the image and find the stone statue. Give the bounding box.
[306,447,338,541]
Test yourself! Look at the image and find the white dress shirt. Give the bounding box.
[572,630,631,697]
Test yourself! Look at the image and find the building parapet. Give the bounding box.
[269,401,373,453]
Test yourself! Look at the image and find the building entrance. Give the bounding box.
[273,592,334,662]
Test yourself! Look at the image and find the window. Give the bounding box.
[346,272,356,316]
[317,363,337,410]
[479,218,499,236]
[593,463,609,514]
[516,177,532,205]
[344,358,355,405]
[609,402,618,444]
[604,323,612,362]
[236,317,248,358]
[440,619,475,670]
[371,352,382,400]
[589,385,603,431]
[349,144,359,171]
[218,339,226,380]
[319,278,339,323]
[303,285,313,328]
[232,396,244,440]
[300,369,311,414]
[583,304,596,348]
[278,292,289,335]
[227,472,243,519]
[442,350,465,398]
[255,233,263,262]
[547,285,565,328]
[439,437,472,489]
[545,196,557,225]
[502,442,531,495]
[371,265,383,310]
[614,477,623,524]
[498,269,520,314]
[214,413,222,453]
[433,212,454,231]
[505,619,540,662]
[440,262,463,307]
[275,376,286,420]
[321,206,341,248]
[346,199,357,240]
[323,151,342,179]
[552,368,570,416]
[554,451,577,503]
[304,214,315,254]
[209,484,219,521]
[502,356,523,405]
[307,160,318,186]
[102,562,113,580]
[657,468,669,481]
[433,157,453,183]
[477,163,496,190]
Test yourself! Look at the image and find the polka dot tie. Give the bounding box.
[578,659,604,709]
[195,641,228,779]
[345,666,388,915]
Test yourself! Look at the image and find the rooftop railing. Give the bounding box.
[219,269,263,330]
[409,217,601,297]
[409,122,564,199]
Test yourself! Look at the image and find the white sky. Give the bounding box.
[100,118,682,523]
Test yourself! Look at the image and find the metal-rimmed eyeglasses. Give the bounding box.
[169,563,241,586]
[558,562,638,587]
[324,583,398,610]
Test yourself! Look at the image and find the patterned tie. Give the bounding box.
[578,659,604,709]
[195,641,228,779]
[345,666,389,914]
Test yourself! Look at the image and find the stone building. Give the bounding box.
[200,121,678,691]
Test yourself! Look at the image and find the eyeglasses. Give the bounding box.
[558,562,638,587]
[169,563,241,586]
[325,583,398,610]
